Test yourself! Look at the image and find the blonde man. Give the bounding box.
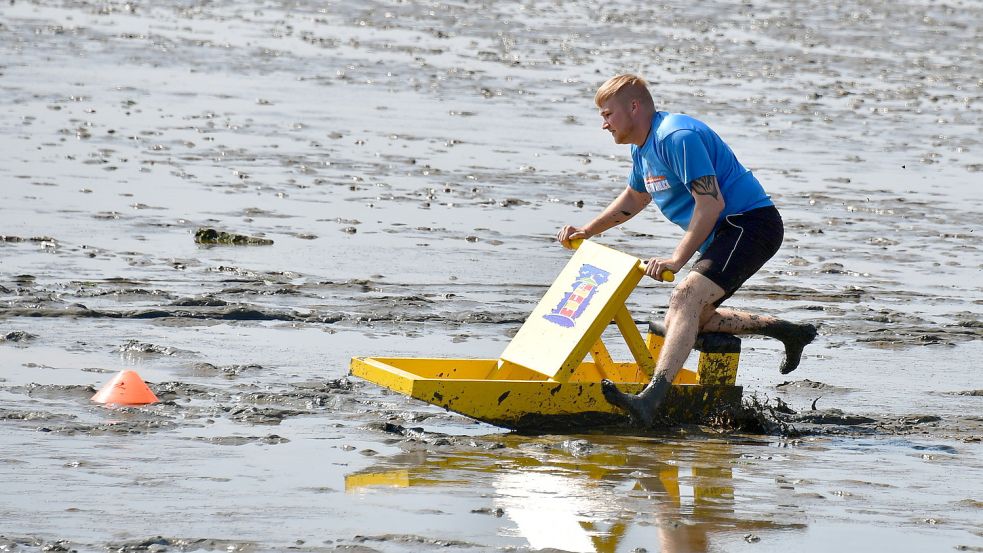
[557,74,816,426]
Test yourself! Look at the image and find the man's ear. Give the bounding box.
[630,98,640,114]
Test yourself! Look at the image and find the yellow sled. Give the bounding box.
[350,239,743,431]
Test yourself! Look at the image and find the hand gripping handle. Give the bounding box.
[570,238,675,282]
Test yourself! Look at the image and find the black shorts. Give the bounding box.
[692,205,784,306]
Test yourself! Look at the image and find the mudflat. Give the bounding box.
[1,1,981,552]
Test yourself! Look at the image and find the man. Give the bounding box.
[556,74,817,426]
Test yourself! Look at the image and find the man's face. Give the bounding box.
[598,97,634,144]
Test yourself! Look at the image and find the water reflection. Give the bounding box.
[346,435,801,552]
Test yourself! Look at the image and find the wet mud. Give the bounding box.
[2,0,982,551]
[194,227,275,246]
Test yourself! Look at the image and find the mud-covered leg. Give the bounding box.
[603,273,724,426]
[701,309,818,374]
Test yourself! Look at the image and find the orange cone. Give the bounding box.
[91,370,159,406]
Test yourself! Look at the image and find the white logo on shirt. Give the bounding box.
[644,174,670,193]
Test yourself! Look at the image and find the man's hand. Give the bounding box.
[644,257,681,282]
[556,225,590,249]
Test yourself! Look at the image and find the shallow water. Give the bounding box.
[1,0,982,551]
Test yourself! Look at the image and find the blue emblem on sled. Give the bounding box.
[543,264,611,328]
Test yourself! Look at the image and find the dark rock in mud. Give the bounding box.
[0,537,75,552]
[367,421,429,438]
[191,434,289,446]
[194,227,273,246]
[352,534,478,548]
[105,536,257,552]
[742,284,862,303]
[911,442,957,454]
[471,507,505,517]
[819,262,847,274]
[292,378,355,394]
[856,324,976,347]
[449,311,526,325]
[138,306,336,323]
[191,362,261,378]
[950,313,983,329]
[950,390,983,397]
[40,417,179,436]
[788,409,876,426]
[118,340,186,356]
[498,198,527,207]
[225,405,305,424]
[0,305,343,325]
[170,296,229,307]
[153,381,218,401]
[240,378,357,411]
[328,546,384,553]
[776,379,847,391]
[0,408,64,421]
[0,331,37,343]
[897,414,942,425]
[362,421,467,448]
[17,383,96,401]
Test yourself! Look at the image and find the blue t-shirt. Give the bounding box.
[628,112,772,250]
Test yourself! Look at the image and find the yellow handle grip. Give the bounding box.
[569,238,675,282]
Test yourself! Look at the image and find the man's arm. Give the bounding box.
[643,175,724,280]
[557,186,651,249]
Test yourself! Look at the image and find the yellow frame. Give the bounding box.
[349,239,742,430]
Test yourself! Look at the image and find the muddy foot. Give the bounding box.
[778,323,819,374]
[600,377,671,427]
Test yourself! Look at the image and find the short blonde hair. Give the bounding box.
[594,74,655,109]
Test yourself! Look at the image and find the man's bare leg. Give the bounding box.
[699,308,818,374]
[601,273,725,426]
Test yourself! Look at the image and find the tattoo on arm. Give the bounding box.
[690,175,720,201]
